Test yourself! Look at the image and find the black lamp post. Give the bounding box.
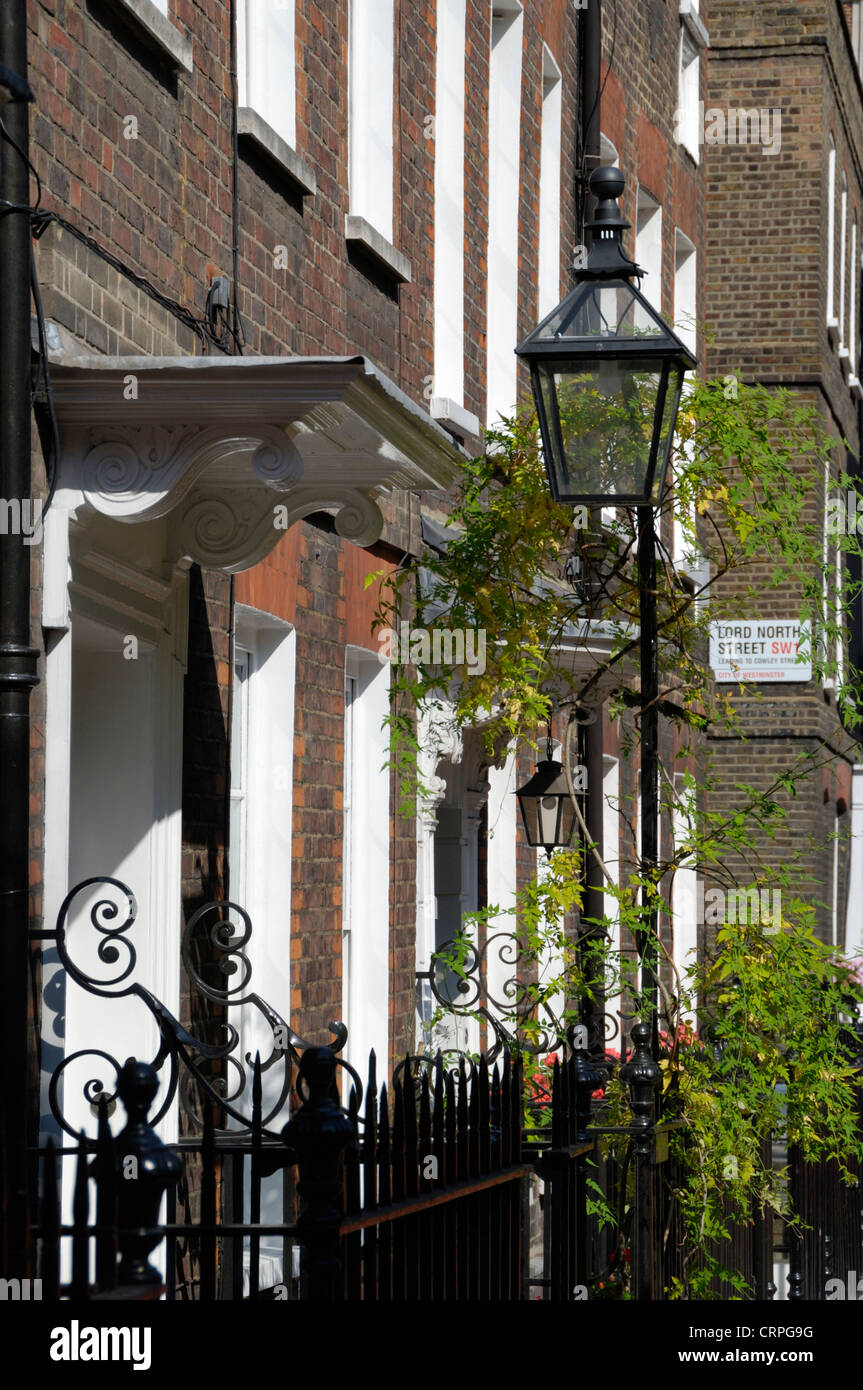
[516,165,696,1300]
[516,164,695,1022]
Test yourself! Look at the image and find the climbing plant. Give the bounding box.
[367,374,863,1296]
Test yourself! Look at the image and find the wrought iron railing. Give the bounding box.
[22,877,863,1301]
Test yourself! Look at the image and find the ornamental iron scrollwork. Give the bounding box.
[418,928,628,1072]
[46,876,358,1140]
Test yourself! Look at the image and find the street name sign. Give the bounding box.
[709,620,811,683]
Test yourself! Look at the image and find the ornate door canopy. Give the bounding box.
[48,354,465,572]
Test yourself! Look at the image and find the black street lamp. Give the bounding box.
[515,724,582,856]
[516,163,695,1009]
[516,165,696,1301]
[515,167,695,506]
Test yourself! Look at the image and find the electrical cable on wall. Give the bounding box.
[6,0,249,522]
[1,120,252,513]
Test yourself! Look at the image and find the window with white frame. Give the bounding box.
[228,610,295,1016]
[342,649,391,1076]
[236,0,297,151]
[600,133,618,167]
[845,767,863,958]
[228,609,296,1289]
[673,229,697,357]
[822,453,831,672]
[852,2,863,71]
[635,188,662,310]
[484,749,517,1021]
[676,28,700,162]
[486,0,524,425]
[349,0,396,241]
[832,800,841,948]
[836,531,845,692]
[851,216,859,377]
[538,45,562,320]
[821,452,843,686]
[840,173,849,355]
[672,774,698,1014]
[229,647,252,910]
[433,0,467,407]
[673,230,698,565]
[827,139,838,332]
[676,2,708,161]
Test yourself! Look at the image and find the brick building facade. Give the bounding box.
[20,0,863,1232]
[23,0,595,1146]
[703,0,863,948]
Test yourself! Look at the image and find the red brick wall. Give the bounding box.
[24,0,707,1083]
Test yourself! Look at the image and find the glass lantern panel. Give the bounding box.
[534,279,674,347]
[541,357,665,500]
[537,794,561,848]
[653,364,685,498]
[558,797,577,848]
[518,795,539,847]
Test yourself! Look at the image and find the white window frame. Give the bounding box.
[836,531,845,691]
[433,0,468,413]
[673,227,697,357]
[845,766,863,957]
[229,645,252,911]
[229,610,296,1291]
[342,648,391,1078]
[236,0,297,151]
[486,0,524,426]
[635,187,663,311]
[229,608,296,1045]
[827,140,838,335]
[672,774,698,1016]
[538,45,562,320]
[851,218,859,375]
[484,748,517,1014]
[676,26,701,163]
[348,0,396,243]
[822,453,838,687]
[852,2,863,70]
[673,229,699,570]
[840,173,849,357]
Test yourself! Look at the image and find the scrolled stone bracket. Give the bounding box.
[174,484,385,573]
[80,423,304,523]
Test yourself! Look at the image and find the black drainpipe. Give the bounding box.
[0,0,40,1276]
